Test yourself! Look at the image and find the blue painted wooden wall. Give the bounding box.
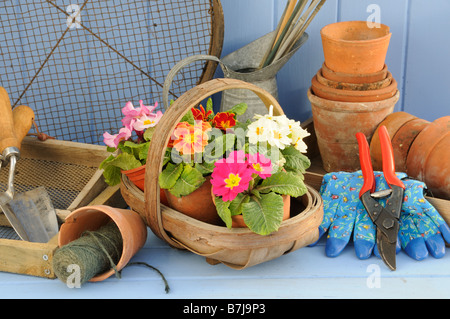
[217,0,450,123]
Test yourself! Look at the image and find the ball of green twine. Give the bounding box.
[52,222,123,285]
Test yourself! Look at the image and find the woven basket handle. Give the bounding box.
[162,54,231,110]
[145,77,284,246]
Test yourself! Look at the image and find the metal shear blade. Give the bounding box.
[356,125,405,270]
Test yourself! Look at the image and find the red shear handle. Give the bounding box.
[378,125,405,189]
[356,132,375,197]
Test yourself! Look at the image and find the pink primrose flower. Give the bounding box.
[246,153,273,179]
[211,160,254,202]
[121,100,159,129]
[132,110,163,132]
[103,126,132,148]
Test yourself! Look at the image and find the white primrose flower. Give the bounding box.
[247,116,272,144]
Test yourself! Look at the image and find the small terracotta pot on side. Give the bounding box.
[58,205,148,282]
[321,20,391,74]
[231,195,291,228]
[391,118,430,172]
[369,112,418,171]
[406,116,450,200]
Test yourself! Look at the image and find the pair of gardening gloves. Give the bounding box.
[312,171,450,261]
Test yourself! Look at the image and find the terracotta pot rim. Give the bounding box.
[120,164,145,174]
[307,87,400,111]
[322,63,388,83]
[317,69,392,90]
[311,74,397,101]
[320,20,391,44]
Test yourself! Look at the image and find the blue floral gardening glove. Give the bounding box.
[375,176,450,260]
[315,171,450,260]
[314,171,379,258]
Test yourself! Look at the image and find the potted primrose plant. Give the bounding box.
[158,98,248,224]
[99,100,163,192]
[210,106,312,235]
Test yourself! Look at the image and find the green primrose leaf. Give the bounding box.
[168,164,205,197]
[206,97,214,113]
[194,161,216,175]
[228,193,250,216]
[214,196,232,228]
[225,102,247,115]
[257,171,307,197]
[100,152,142,186]
[159,162,183,189]
[241,192,284,235]
[203,133,236,163]
[180,108,195,125]
[281,145,311,173]
[101,164,122,186]
[143,126,156,141]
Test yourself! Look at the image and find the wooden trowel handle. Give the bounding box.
[0,87,19,154]
[12,105,35,150]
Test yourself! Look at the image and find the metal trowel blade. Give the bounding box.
[2,186,59,243]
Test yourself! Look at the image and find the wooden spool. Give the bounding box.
[120,77,324,269]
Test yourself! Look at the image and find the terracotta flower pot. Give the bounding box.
[58,205,148,282]
[308,88,399,172]
[164,177,221,225]
[369,112,419,171]
[321,21,391,74]
[231,195,291,228]
[390,117,430,172]
[406,116,450,199]
[122,165,168,206]
[311,74,397,102]
[321,62,388,84]
[316,69,392,91]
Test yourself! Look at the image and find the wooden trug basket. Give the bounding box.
[120,78,324,269]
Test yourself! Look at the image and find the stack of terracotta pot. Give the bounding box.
[308,21,400,172]
[370,113,450,200]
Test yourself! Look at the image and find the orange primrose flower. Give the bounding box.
[212,112,236,130]
[171,121,211,155]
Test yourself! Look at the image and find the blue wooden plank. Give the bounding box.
[220,0,275,56]
[402,0,450,121]
[276,0,338,122]
[0,230,449,299]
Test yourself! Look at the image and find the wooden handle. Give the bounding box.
[12,105,35,150]
[0,87,19,154]
[144,77,284,246]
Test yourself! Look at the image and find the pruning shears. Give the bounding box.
[356,125,405,270]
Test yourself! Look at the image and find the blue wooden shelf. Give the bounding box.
[1,228,449,299]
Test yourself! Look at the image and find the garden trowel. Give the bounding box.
[0,87,59,243]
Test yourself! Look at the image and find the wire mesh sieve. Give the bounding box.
[0,0,223,144]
